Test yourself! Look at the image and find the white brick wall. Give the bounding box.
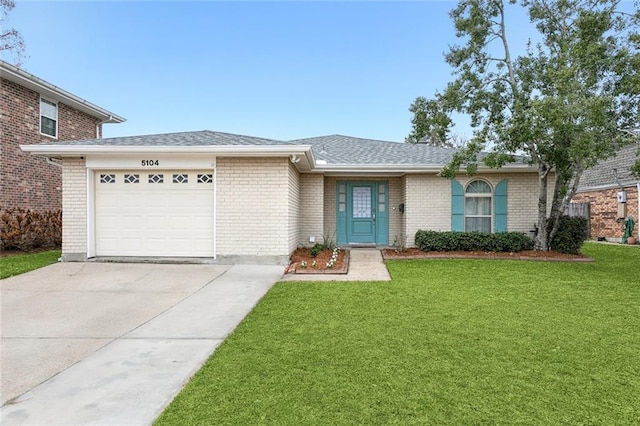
[299,173,324,246]
[61,157,87,260]
[403,175,451,246]
[287,163,300,253]
[403,172,554,246]
[216,157,291,256]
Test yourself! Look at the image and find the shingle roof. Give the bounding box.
[289,134,458,165]
[52,130,284,146]
[579,143,639,189]
[31,130,527,167]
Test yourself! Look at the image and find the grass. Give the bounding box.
[0,250,61,279]
[156,243,640,425]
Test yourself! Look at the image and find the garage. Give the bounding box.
[94,170,215,257]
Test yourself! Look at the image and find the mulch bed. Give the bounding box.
[286,248,350,274]
[382,247,593,262]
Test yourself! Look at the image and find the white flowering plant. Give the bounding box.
[326,247,340,269]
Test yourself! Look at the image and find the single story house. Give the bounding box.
[22,131,545,263]
[572,143,639,241]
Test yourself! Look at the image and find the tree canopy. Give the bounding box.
[1,0,25,65]
[408,0,640,250]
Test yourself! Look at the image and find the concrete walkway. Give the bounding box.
[0,263,284,425]
[280,248,391,281]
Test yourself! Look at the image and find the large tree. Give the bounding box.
[409,0,640,250]
[1,0,25,65]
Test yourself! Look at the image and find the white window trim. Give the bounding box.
[40,96,58,139]
[464,179,493,232]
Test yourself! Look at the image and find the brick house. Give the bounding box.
[572,143,640,241]
[23,131,550,262]
[1,60,125,212]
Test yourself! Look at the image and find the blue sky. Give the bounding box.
[8,1,534,141]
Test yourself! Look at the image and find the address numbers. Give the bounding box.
[141,160,159,166]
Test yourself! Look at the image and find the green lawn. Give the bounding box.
[0,250,61,279]
[156,243,640,425]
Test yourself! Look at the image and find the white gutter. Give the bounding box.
[95,115,119,138]
[20,144,312,156]
[45,157,63,168]
[313,163,536,174]
[1,60,126,123]
[21,144,316,172]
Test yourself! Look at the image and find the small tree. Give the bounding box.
[1,0,26,65]
[408,0,640,250]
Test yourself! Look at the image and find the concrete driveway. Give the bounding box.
[0,262,283,425]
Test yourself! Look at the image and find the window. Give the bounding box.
[40,97,58,138]
[465,180,492,232]
[124,174,140,184]
[148,174,164,183]
[100,174,116,184]
[197,174,213,183]
[173,174,188,183]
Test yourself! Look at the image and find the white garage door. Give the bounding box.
[95,170,214,257]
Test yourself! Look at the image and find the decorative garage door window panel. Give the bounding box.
[173,173,188,184]
[124,174,140,184]
[148,174,164,184]
[100,174,116,184]
[197,174,213,184]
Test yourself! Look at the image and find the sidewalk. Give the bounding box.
[280,248,391,281]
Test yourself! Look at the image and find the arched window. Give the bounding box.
[465,180,492,232]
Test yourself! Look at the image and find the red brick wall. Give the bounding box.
[1,78,102,211]
[572,185,639,239]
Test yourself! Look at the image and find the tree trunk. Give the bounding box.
[535,164,550,251]
[547,172,565,247]
[548,163,585,246]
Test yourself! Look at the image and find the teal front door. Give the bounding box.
[336,181,389,245]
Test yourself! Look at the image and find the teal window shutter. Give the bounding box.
[451,179,464,231]
[494,179,508,232]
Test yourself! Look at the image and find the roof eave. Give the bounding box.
[1,61,126,123]
[313,163,536,174]
[20,144,315,171]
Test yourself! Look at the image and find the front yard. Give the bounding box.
[0,250,61,279]
[156,243,639,425]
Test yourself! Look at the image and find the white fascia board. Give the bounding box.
[2,61,125,123]
[313,163,536,174]
[20,145,314,171]
[576,181,640,193]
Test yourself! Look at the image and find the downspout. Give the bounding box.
[46,157,62,167]
[95,115,115,138]
[637,182,640,238]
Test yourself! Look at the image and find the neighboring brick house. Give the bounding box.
[1,60,125,212]
[572,143,639,241]
[23,131,546,262]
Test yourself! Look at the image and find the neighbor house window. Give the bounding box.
[465,180,492,232]
[40,97,58,138]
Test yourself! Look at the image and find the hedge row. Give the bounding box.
[0,208,62,251]
[415,230,534,253]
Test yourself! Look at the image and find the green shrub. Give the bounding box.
[415,230,534,253]
[309,243,325,257]
[548,215,589,254]
[0,208,62,251]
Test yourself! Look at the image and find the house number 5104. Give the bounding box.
[141,160,159,166]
